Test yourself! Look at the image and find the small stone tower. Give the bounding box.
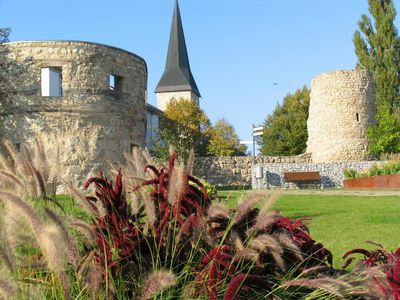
[0,41,147,185]
[155,0,201,111]
[306,69,376,163]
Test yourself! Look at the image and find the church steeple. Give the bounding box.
[155,0,200,111]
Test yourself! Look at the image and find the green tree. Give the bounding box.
[207,118,246,156]
[260,86,310,156]
[354,0,400,154]
[151,98,211,160]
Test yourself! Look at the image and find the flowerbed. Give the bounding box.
[0,141,399,299]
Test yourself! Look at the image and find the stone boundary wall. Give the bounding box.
[252,161,383,189]
[192,154,311,186]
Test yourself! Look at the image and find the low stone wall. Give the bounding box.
[252,161,383,189]
[192,154,311,186]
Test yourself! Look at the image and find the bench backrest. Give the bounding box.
[283,171,320,182]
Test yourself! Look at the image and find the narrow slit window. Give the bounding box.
[356,113,360,122]
[109,74,123,95]
[41,68,62,96]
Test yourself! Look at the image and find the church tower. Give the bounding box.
[155,0,201,111]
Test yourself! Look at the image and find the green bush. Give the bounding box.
[343,160,400,179]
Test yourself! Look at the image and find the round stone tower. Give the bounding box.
[306,69,376,163]
[0,41,147,185]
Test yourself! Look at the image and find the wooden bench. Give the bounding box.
[283,171,321,183]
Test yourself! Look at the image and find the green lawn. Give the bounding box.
[218,190,400,268]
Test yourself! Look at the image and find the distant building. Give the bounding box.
[155,0,201,111]
[146,0,201,150]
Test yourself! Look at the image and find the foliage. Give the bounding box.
[367,110,400,155]
[342,243,400,299]
[151,98,211,160]
[260,86,310,156]
[343,160,400,179]
[207,118,246,156]
[0,28,10,43]
[1,142,400,299]
[196,178,218,200]
[354,0,400,154]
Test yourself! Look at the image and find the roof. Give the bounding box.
[155,0,200,97]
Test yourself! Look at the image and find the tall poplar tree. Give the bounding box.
[354,0,400,154]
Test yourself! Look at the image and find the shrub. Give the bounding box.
[343,160,400,179]
[0,141,399,299]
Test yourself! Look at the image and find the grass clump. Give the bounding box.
[344,160,400,179]
[0,141,399,299]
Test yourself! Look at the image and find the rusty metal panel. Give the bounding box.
[344,174,400,189]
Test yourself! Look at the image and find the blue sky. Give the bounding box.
[1,0,399,147]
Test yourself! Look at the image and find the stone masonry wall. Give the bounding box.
[307,70,376,163]
[252,161,382,189]
[193,153,311,186]
[0,41,147,186]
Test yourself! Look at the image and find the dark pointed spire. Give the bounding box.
[155,0,201,97]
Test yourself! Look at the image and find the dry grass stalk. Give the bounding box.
[140,270,176,300]
[250,234,285,271]
[283,277,352,298]
[207,203,229,219]
[276,234,303,261]
[260,189,283,212]
[77,252,103,299]
[186,148,195,174]
[254,210,281,231]
[44,208,79,266]
[167,163,185,205]
[234,191,269,223]
[0,192,74,299]
[33,138,50,183]
[70,219,97,241]
[0,140,51,198]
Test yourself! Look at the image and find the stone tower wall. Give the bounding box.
[156,90,199,111]
[307,69,376,163]
[0,41,147,185]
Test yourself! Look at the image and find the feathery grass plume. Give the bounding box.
[2,210,34,267]
[260,189,282,212]
[127,191,140,214]
[235,248,259,263]
[38,224,69,272]
[139,270,176,300]
[0,192,72,298]
[253,210,281,231]
[0,140,50,198]
[276,234,303,261]
[44,208,79,266]
[33,138,50,183]
[69,219,97,241]
[283,277,352,298]
[186,148,195,174]
[234,191,268,224]
[207,203,229,219]
[77,252,103,299]
[167,162,186,205]
[250,234,285,271]
[0,276,16,299]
